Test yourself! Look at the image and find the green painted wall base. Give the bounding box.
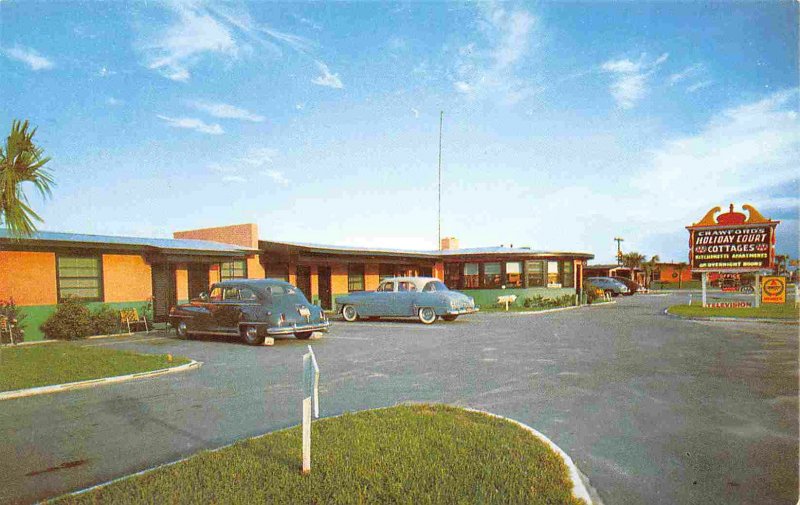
[461,287,576,308]
[16,300,153,342]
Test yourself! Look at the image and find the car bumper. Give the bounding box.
[446,307,480,315]
[266,321,331,335]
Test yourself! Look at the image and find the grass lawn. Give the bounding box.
[55,404,586,505]
[480,301,611,313]
[668,302,798,320]
[0,343,190,392]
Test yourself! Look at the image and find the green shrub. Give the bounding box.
[40,297,93,340]
[0,298,27,344]
[92,305,120,335]
[523,294,575,309]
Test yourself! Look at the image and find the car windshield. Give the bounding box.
[422,281,449,292]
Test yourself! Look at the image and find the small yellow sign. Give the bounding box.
[761,276,786,304]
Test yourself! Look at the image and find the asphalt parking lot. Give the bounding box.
[1,294,797,504]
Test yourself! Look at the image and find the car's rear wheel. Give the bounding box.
[175,321,189,339]
[418,307,436,325]
[242,325,265,346]
[342,305,358,322]
[442,315,458,322]
[295,331,313,340]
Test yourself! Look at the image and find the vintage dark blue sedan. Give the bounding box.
[169,279,329,345]
[335,276,478,324]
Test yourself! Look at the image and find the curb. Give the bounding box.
[1,330,166,348]
[512,300,617,315]
[0,360,202,401]
[52,404,598,504]
[663,308,798,325]
[463,408,599,505]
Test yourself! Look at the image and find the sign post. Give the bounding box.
[302,345,320,475]
[701,272,707,307]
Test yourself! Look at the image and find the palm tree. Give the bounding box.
[0,120,54,237]
[620,252,646,280]
[675,262,688,289]
[642,255,661,289]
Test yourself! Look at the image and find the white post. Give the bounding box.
[754,273,761,308]
[301,346,320,475]
[701,272,707,307]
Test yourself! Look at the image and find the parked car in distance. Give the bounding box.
[169,279,329,345]
[585,277,629,297]
[336,277,478,324]
[611,276,641,295]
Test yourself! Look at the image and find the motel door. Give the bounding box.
[296,266,312,301]
[318,266,332,310]
[188,264,210,300]
[151,263,177,323]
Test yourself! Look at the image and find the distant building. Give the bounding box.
[584,264,645,285]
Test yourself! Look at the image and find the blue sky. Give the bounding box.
[1,1,797,263]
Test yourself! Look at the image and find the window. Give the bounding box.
[57,256,102,301]
[398,281,417,292]
[265,264,288,282]
[221,260,247,281]
[378,281,395,292]
[420,267,433,277]
[547,261,561,286]
[222,287,240,300]
[422,281,448,292]
[482,263,502,288]
[505,262,523,288]
[561,261,574,288]
[526,260,545,287]
[240,288,258,301]
[444,263,461,289]
[464,263,479,288]
[348,264,365,292]
[379,264,395,282]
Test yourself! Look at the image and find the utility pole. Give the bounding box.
[614,237,624,265]
[438,110,443,251]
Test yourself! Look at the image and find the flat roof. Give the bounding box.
[261,239,593,259]
[0,229,256,255]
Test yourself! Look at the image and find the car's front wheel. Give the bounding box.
[342,305,358,322]
[242,325,265,346]
[442,315,458,322]
[418,307,437,325]
[295,331,313,340]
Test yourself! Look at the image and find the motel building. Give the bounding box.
[1,224,594,341]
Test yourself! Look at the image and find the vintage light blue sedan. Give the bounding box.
[336,276,478,324]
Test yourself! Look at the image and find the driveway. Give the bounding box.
[1,295,796,504]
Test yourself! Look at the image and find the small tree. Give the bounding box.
[675,262,688,289]
[0,119,55,237]
[642,255,661,289]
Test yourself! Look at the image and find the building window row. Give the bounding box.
[221,260,248,281]
[57,255,103,301]
[444,259,575,290]
[348,264,365,292]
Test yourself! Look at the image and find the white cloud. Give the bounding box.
[311,61,344,89]
[686,80,713,93]
[668,63,703,85]
[2,45,54,70]
[262,169,289,186]
[222,175,247,183]
[97,66,115,78]
[239,147,277,166]
[295,103,305,110]
[190,100,265,122]
[141,4,239,81]
[601,53,669,109]
[106,97,123,106]
[451,4,538,105]
[157,115,224,135]
[411,108,420,118]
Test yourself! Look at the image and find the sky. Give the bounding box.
[1,0,797,264]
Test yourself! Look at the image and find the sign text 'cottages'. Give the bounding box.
[686,204,779,272]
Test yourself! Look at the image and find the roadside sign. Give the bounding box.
[760,276,786,304]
